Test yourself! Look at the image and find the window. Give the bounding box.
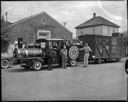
[41,42,46,49]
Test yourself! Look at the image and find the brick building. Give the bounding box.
[5,12,72,44]
[75,13,120,37]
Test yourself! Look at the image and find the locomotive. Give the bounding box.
[17,38,79,71]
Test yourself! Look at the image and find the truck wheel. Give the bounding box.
[96,59,102,64]
[32,60,42,71]
[69,60,77,67]
[1,59,10,69]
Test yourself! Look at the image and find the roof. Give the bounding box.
[8,11,73,35]
[75,16,120,29]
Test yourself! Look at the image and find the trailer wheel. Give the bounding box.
[1,59,10,69]
[96,59,102,64]
[32,60,42,71]
[69,60,77,67]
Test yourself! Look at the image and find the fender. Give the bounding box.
[125,59,128,74]
[33,58,44,63]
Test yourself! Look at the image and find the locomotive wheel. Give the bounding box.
[1,59,10,69]
[33,60,42,71]
[69,60,77,67]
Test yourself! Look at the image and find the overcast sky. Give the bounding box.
[1,1,127,38]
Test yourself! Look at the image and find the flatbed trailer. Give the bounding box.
[78,35,127,63]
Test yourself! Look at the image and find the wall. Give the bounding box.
[102,26,119,36]
[76,25,119,37]
[8,22,36,44]
[76,26,103,37]
[7,13,72,44]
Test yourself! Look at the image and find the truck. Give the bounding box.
[18,38,79,71]
[78,35,127,63]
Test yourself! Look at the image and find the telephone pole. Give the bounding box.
[5,12,8,22]
[63,22,67,27]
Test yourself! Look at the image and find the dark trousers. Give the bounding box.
[47,57,53,69]
[61,55,67,68]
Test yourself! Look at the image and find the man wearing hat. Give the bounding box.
[46,45,55,70]
[79,43,92,67]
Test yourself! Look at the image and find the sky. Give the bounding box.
[1,1,127,38]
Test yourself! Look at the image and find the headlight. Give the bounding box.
[92,55,95,58]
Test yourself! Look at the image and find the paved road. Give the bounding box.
[1,60,127,101]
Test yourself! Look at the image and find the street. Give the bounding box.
[1,59,127,101]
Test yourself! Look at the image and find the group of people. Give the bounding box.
[46,43,92,70]
[46,45,68,70]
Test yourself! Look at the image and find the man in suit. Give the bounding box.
[46,45,55,70]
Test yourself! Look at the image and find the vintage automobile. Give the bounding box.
[1,48,20,69]
[18,38,79,71]
[1,53,12,69]
[1,45,16,69]
[125,58,128,74]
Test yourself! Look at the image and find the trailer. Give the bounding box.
[78,35,127,63]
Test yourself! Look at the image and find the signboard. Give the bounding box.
[69,46,79,60]
[37,30,51,39]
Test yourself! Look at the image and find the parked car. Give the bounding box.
[125,58,128,74]
[18,38,79,71]
[1,52,13,69]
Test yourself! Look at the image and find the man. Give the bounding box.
[60,45,68,68]
[79,43,92,67]
[46,45,55,70]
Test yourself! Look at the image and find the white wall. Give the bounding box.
[102,26,119,36]
[76,25,119,37]
[76,26,103,37]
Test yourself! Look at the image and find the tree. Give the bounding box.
[1,15,12,53]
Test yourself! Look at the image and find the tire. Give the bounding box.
[69,59,77,67]
[32,60,42,71]
[125,59,128,74]
[1,59,10,69]
[96,59,102,64]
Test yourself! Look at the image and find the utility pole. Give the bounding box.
[5,12,8,22]
[63,22,67,27]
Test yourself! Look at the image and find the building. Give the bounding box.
[75,13,120,37]
[5,12,73,44]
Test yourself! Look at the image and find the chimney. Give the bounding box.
[93,13,96,18]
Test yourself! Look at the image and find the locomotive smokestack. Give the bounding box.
[93,13,96,18]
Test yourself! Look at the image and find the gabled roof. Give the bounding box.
[1,21,12,28]
[8,11,72,35]
[75,16,120,29]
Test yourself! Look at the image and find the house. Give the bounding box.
[75,13,120,37]
[5,12,73,44]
